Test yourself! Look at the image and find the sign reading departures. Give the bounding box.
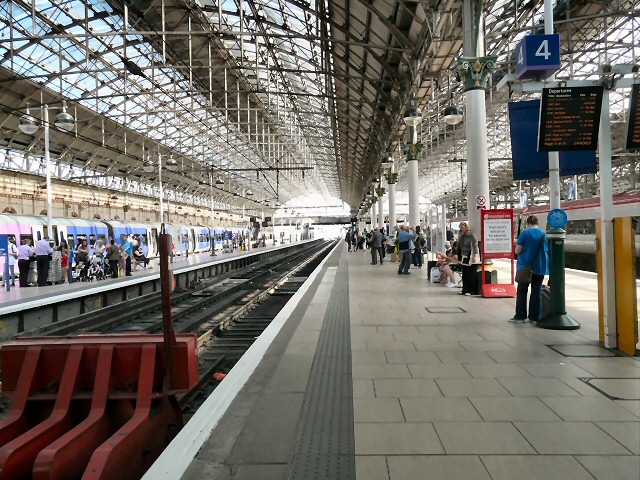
[626,83,640,150]
[538,86,604,152]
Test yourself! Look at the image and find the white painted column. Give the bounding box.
[599,89,617,348]
[388,183,396,232]
[465,89,490,234]
[43,105,53,239]
[439,204,447,253]
[407,160,419,228]
[378,194,384,229]
[545,0,561,210]
[372,201,377,230]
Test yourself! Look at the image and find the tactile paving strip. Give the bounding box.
[288,251,355,480]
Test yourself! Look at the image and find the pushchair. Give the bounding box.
[87,258,106,281]
[72,261,89,282]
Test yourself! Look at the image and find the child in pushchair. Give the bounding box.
[72,261,88,282]
[87,257,106,281]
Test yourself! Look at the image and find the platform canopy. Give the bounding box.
[0,1,637,216]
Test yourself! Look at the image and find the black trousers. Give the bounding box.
[125,257,132,275]
[36,255,49,286]
[461,264,477,294]
[110,260,119,278]
[18,259,30,287]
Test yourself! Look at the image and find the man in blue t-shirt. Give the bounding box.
[397,226,417,275]
[511,215,548,323]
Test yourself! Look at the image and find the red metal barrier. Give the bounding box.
[0,334,198,480]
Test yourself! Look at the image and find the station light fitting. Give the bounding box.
[165,154,178,171]
[381,156,393,166]
[18,104,39,135]
[443,105,464,126]
[403,94,422,127]
[142,156,155,173]
[246,189,254,196]
[215,176,225,185]
[54,101,75,132]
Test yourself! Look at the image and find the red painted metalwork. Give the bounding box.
[0,334,198,479]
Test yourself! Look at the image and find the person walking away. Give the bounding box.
[345,230,352,252]
[511,215,548,323]
[106,239,120,279]
[370,229,383,265]
[122,236,133,276]
[59,239,70,284]
[397,226,417,275]
[35,235,53,286]
[380,228,387,260]
[17,239,34,287]
[457,222,479,296]
[2,238,18,287]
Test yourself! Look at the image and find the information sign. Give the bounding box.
[626,83,640,150]
[480,210,516,298]
[547,209,568,229]
[475,195,487,210]
[538,86,604,152]
[515,34,561,80]
[0,235,7,256]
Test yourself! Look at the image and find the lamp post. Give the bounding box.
[18,102,75,239]
[143,152,178,224]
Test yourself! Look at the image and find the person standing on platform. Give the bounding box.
[457,222,479,296]
[345,230,352,252]
[370,228,383,265]
[397,226,416,275]
[379,228,387,260]
[511,215,548,323]
[106,239,120,279]
[122,236,133,276]
[17,238,34,287]
[412,226,425,268]
[35,235,53,286]
[59,239,70,284]
[1,238,18,287]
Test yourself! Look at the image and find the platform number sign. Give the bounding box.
[515,34,561,80]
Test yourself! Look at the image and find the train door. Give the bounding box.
[52,225,59,247]
[150,228,158,256]
[190,229,196,252]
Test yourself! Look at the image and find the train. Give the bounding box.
[0,214,249,275]
[437,191,640,277]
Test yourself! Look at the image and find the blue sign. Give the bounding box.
[515,34,561,80]
[548,209,568,229]
[0,235,7,256]
[508,100,597,180]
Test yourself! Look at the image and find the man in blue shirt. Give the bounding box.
[397,226,417,275]
[511,215,548,323]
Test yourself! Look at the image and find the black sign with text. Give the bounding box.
[626,83,640,150]
[538,86,604,151]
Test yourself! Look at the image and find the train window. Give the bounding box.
[89,234,96,246]
[120,234,128,243]
[76,234,87,245]
[140,234,148,246]
[564,219,595,235]
[97,234,107,244]
[37,231,42,241]
[67,234,76,249]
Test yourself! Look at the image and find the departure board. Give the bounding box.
[538,86,604,152]
[626,83,640,150]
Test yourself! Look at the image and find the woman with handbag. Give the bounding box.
[511,215,548,323]
[457,222,479,296]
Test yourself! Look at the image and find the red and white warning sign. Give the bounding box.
[476,195,487,210]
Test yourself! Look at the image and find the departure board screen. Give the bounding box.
[538,86,603,152]
[626,83,640,150]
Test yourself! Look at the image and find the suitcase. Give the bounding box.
[427,260,438,279]
[541,286,551,318]
[27,262,38,285]
[430,267,442,283]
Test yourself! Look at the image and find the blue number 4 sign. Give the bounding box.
[516,34,561,80]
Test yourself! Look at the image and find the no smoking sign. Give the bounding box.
[476,195,487,210]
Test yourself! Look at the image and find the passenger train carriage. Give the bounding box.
[0,214,248,279]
